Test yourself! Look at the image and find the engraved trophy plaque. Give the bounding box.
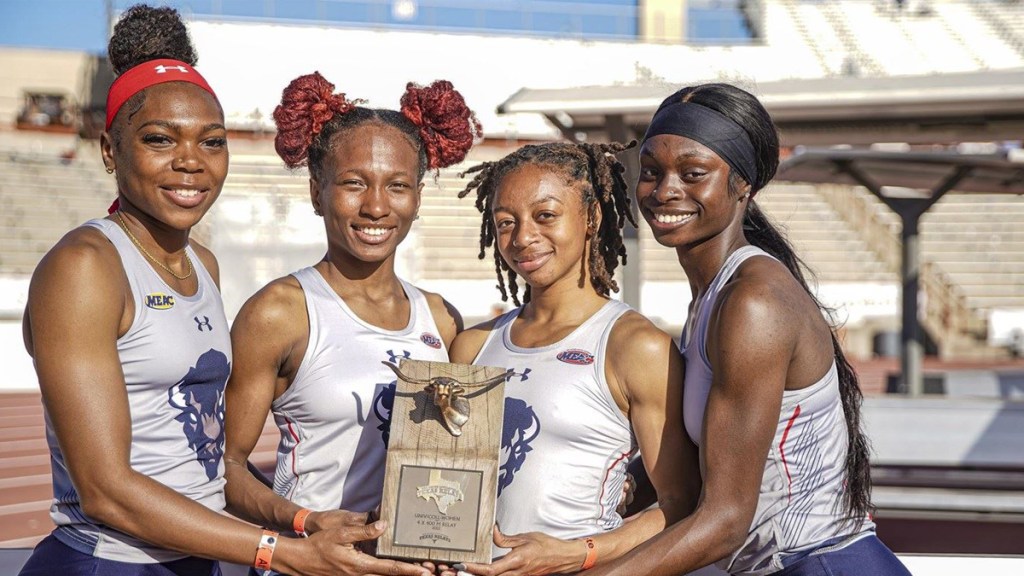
[377,359,509,564]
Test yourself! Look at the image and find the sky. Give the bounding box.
[0,1,111,52]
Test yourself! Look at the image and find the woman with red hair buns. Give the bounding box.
[222,72,481,574]
[19,5,425,576]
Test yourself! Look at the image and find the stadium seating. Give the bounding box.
[974,0,1024,56]
[765,0,1024,77]
[0,155,111,275]
[852,187,1024,313]
[2,141,1020,344]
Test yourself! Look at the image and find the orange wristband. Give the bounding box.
[293,508,312,537]
[580,537,598,570]
[253,529,278,570]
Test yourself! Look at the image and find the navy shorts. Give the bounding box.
[775,534,911,576]
[18,532,222,576]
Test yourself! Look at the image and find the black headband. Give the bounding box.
[643,101,758,187]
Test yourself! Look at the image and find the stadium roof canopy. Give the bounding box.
[778,148,1024,195]
[497,68,1024,146]
[499,70,1024,396]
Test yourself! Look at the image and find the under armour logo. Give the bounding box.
[506,368,531,382]
[155,64,189,74]
[385,349,412,364]
[194,316,213,332]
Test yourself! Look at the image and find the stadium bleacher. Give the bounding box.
[1,138,1021,349]
[765,0,1024,77]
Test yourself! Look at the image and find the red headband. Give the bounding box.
[105,59,218,130]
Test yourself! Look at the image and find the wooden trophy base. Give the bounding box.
[377,359,507,564]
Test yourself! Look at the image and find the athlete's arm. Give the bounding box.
[589,279,797,576]
[456,313,697,575]
[224,277,311,527]
[606,313,698,544]
[422,290,464,349]
[447,319,497,364]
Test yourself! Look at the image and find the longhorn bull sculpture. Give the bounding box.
[383,362,512,437]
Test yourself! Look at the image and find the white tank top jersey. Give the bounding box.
[473,299,634,558]
[681,245,874,575]
[46,218,231,563]
[269,267,449,515]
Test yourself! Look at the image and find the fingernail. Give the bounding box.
[373,520,385,530]
[453,563,466,571]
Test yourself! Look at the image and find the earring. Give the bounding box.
[106,167,114,174]
[414,214,421,221]
[313,208,322,216]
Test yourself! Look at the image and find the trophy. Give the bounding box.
[377,359,510,564]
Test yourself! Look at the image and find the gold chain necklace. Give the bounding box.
[114,210,194,281]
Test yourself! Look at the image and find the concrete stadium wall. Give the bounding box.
[0,48,92,128]
[181,19,817,138]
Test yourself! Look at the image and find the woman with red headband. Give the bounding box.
[19,5,431,576]
[221,72,479,575]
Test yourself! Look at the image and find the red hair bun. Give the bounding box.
[273,72,357,168]
[400,80,482,170]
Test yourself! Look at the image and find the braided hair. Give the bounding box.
[458,141,637,306]
[273,72,481,181]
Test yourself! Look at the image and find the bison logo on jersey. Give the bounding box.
[498,397,541,495]
[373,350,410,447]
[372,382,396,447]
[168,349,230,481]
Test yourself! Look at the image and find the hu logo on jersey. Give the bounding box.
[557,348,594,365]
[420,332,442,349]
[498,397,541,495]
[168,349,230,481]
[372,382,396,447]
[145,293,175,310]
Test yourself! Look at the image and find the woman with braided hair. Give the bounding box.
[222,72,480,575]
[20,5,412,576]
[445,142,695,575]
[588,84,909,576]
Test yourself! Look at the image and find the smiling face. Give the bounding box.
[636,133,749,251]
[492,164,594,293]
[312,122,423,266]
[101,82,228,231]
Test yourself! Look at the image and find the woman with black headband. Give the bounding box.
[587,84,910,576]
[18,5,429,576]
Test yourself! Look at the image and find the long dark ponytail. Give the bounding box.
[657,84,872,523]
